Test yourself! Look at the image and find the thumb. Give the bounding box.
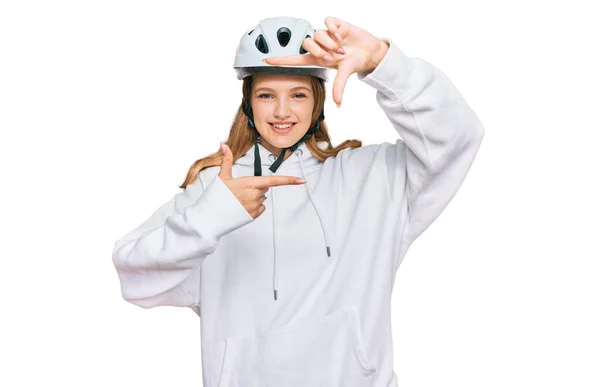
[332,62,353,107]
[218,142,233,180]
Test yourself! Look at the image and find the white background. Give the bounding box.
[1,1,599,386]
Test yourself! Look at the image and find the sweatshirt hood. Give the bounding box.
[236,140,330,171]
[235,139,332,301]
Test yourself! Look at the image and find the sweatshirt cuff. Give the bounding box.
[357,37,417,101]
[190,174,254,240]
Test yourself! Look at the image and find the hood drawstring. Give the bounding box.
[243,104,329,301]
[271,148,332,301]
[296,148,332,259]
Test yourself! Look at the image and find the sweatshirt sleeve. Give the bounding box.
[112,172,254,310]
[356,38,485,259]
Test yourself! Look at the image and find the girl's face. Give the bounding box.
[251,75,315,157]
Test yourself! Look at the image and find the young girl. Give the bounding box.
[113,15,484,387]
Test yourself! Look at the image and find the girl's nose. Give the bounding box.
[274,100,291,117]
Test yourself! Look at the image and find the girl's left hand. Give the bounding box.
[263,16,389,108]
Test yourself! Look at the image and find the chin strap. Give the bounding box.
[242,103,325,176]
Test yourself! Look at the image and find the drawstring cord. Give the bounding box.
[271,148,332,301]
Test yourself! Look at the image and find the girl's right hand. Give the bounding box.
[218,142,306,219]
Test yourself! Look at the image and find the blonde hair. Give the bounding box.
[179,75,363,189]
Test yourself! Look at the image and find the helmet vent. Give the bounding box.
[255,34,269,54]
[247,29,254,36]
[277,27,291,47]
[299,35,311,54]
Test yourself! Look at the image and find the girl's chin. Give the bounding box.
[263,135,299,149]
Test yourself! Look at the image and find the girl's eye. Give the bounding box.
[257,93,306,99]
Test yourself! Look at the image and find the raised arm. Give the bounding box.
[357,38,485,265]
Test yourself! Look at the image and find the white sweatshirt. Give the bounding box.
[112,37,485,387]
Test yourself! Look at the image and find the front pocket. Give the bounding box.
[218,306,376,387]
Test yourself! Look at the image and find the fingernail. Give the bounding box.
[337,47,346,55]
[296,179,306,184]
[323,54,332,61]
[336,103,341,108]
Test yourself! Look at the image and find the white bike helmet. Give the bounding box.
[234,16,330,81]
[234,17,328,176]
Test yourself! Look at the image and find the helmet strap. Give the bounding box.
[242,102,325,175]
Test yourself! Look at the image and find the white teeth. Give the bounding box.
[272,123,293,129]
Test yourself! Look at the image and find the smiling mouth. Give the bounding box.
[269,123,296,133]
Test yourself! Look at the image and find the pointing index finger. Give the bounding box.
[263,54,317,67]
[251,175,305,188]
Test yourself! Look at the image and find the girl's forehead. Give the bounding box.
[253,74,311,88]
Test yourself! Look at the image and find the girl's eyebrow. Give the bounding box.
[255,86,311,93]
